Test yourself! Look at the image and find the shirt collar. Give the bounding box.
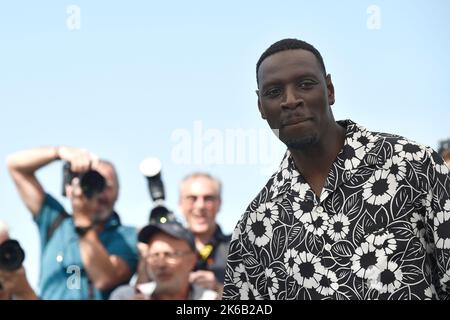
[269,119,382,200]
[103,211,121,229]
[211,224,229,243]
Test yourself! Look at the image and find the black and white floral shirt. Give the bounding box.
[223,120,450,300]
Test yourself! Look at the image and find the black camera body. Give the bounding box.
[0,239,25,272]
[149,204,175,224]
[62,162,106,199]
[140,158,175,224]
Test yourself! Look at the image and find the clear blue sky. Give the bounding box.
[1,0,449,292]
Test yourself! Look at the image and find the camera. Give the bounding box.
[62,162,106,199]
[0,239,25,272]
[139,157,175,224]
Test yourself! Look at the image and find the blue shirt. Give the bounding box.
[34,193,138,300]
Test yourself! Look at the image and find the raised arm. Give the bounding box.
[6,146,98,216]
[6,147,59,216]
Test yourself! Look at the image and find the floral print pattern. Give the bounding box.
[223,120,450,300]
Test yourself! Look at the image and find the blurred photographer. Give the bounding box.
[6,146,138,299]
[179,173,231,297]
[0,220,38,300]
[110,221,217,300]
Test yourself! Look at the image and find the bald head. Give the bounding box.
[178,173,222,237]
[92,159,120,218]
[179,172,221,201]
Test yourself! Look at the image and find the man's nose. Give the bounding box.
[193,197,206,208]
[151,258,168,268]
[280,85,303,109]
[98,192,108,203]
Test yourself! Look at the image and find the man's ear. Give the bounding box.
[326,74,335,106]
[188,252,197,270]
[256,90,266,119]
[217,197,222,213]
[178,202,189,222]
[65,185,73,199]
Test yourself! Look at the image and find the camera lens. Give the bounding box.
[0,239,25,272]
[79,170,106,199]
[63,163,106,199]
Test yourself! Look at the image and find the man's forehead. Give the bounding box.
[181,177,219,193]
[258,49,321,84]
[148,233,189,250]
[97,163,117,181]
[97,162,114,174]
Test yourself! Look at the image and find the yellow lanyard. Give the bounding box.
[198,244,213,261]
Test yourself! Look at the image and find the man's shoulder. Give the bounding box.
[117,224,137,233]
[370,130,436,162]
[214,224,232,243]
[34,192,70,238]
[106,212,137,234]
[345,119,425,148]
[109,284,136,300]
[112,223,138,239]
[236,171,279,229]
[346,119,432,161]
[353,124,444,176]
[39,193,67,214]
[371,130,416,145]
[249,169,281,207]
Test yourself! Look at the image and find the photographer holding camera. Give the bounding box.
[6,146,138,299]
[0,220,38,300]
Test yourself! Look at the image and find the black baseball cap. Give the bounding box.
[138,221,196,252]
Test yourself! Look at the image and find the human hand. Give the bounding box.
[130,292,149,300]
[70,177,101,226]
[57,146,99,173]
[0,267,38,300]
[0,282,11,300]
[189,270,219,291]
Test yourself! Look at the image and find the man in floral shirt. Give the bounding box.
[223,38,450,300]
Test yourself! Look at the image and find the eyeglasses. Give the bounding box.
[145,251,193,263]
[182,195,219,205]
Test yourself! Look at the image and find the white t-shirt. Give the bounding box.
[109,282,218,300]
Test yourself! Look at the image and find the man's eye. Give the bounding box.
[263,88,282,98]
[186,196,196,202]
[297,80,317,89]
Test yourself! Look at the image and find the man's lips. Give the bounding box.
[155,272,172,280]
[192,216,208,224]
[281,117,312,127]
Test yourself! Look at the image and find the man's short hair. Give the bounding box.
[179,172,222,200]
[256,38,327,86]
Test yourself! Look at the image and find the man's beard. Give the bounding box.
[283,134,319,151]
